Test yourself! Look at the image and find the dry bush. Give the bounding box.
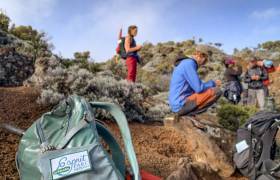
[25,57,170,122]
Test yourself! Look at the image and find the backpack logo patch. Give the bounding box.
[51,151,91,179]
[236,140,249,154]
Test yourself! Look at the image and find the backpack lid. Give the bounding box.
[244,111,280,136]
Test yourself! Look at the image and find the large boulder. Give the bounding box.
[0,47,34,86]
[167,158,222,180]
[165,115,236,178]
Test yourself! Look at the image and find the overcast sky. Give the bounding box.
[1,0,280,61]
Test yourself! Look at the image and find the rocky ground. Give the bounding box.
[0,87,247,180]
[0,87,46,180]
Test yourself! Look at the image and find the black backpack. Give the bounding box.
[116,37,127,59]
[224,81,242,104]
[233,111,280,180]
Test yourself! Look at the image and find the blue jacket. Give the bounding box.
[168,58,216,112]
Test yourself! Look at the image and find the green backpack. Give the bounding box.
[16,95,140,180]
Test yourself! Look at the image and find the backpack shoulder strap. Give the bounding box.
[90,102,140,180]
[96,121,125,177]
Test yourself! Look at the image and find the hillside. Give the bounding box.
[0,87,247,180]
[1,12,280,180]
[106,40,227,92]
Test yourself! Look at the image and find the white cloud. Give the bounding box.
[251,8,280,19]
[0,0,56,25]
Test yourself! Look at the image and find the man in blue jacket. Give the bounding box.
[169,45,222,117]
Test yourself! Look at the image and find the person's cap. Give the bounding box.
[195,45,213,60]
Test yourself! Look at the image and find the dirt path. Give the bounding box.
[0,87,246,179]
[0,87,47,180]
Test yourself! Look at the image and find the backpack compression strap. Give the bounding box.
[90,102,141,180]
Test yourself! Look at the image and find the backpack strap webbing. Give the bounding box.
[90,102,141,180]
[95,121,126,177]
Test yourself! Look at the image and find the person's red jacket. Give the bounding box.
[126,170,161,180]
[263,66,276,86]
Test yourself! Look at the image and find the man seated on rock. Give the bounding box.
[168,45,222,117]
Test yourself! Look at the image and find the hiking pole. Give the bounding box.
[0,123,25,136]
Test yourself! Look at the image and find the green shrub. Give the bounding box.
[61,59,101,74]
[0,12,10,32]
[156,59,173,74]
[87,62,102,74]
[184,47,195,56]
[217,103,257,131]
[276,105,280,112]
[61,51,102,74]
[197,67,208,77]
[10,25,53,60]
[61,59,75,68]
[106,57,127,79]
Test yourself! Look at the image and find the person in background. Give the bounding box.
[223,58,243,104]
[257,59,275,96]
[168,45,222,117]
[277,65,280,71]
[124,25,142,82]
[244,57,268,110]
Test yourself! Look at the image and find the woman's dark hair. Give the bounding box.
[128,25,138,36]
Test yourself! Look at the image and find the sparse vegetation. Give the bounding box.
[0,11,10,32]
[2,10,280,180]
[25,57,169,122]
[217,103,257,131]
[61,51,102,74]
[106,40,226,92]
[10,25,53,60]
[1,12,280,124]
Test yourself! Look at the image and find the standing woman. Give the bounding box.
[125,25,142,82]
[223,58,243,104]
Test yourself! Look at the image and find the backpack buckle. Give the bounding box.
[40,142,56,153]
[248,123,252,131]
[83,112,91,123]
